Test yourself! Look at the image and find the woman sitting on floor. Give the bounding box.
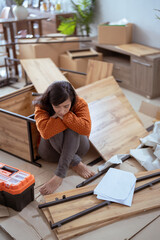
[33,81,95,195]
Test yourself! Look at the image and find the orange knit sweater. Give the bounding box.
[34,96,91,139]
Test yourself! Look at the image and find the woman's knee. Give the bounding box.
[77,136,90,157]
[65,128,79,138]
[38,137,59,162]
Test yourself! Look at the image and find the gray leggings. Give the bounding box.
[38,129,90,178]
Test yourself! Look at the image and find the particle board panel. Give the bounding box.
[43,169,160,239]
[0,112,31,161]
[116,43,160,57]
[85,59,113,85]
[20,58,68,93]
[88,95,147,161]
[76,76,139,122]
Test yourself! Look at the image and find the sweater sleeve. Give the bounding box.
[34,106,67,139]
[63,97,91,137]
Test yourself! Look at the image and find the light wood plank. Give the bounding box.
[85,59,113,85]
[20,58,68,93]
[116,43,160,56]
[88,95,147,161]
[76,76,141,122]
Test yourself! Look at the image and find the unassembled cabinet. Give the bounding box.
[94,43,160,99]
[0,85,40,166]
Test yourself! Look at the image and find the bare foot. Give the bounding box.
[72,162,95,179]
[39,175,63,195]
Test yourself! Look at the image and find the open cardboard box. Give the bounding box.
[98,23,133,45]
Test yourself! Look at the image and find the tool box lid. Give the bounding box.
[0,162,35,195]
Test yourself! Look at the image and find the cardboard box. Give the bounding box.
[98,23,132,45]
[0,85,40,164]
[59,52,103,73]
[18,37,80,67]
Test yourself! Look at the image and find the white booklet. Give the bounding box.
[94,168,136,206]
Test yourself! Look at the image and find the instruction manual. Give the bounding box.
[94,168,136,206]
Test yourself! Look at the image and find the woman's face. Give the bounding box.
[52,98,72,118]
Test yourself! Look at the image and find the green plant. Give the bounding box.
[58,0,96,36]
[14,0,25,6]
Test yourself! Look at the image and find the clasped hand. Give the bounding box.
[51,113,63,120]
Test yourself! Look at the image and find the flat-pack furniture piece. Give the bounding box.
[94,42,160,98]
[0,84,40,166]
[42,169,160,240]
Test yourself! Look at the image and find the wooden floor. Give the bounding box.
[0,77,160,239]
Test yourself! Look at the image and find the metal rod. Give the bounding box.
[0,108,36,123]
[134,178,160,193]
[136,172,160,182]
[38,190,94,209]
[50,200,111,229]
[49,176,160,229]
[59,68,87,75]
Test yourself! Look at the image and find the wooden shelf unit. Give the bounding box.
[94,42,160,99]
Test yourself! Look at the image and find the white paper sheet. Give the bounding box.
[94,168,136,206]
[98,154,128,172]
[131,121,160,170]
[140,121,160,148]
[130,148,157,171]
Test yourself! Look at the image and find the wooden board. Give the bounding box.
[76,76,141,123]
[116,43,160,56]
[43,169,160,239]
[85,59,113,85]
[88,95,147,161]
[0,112,31,161]
[67,48,98,59]
[20,58,68,93]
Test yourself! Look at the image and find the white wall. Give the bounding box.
[91,0,160,48]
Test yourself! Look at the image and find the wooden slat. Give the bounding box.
[85,59,113,85]
[116,43,160,57]
[88,95,147,161]
[43,169,160,239]
[20,58,68,93]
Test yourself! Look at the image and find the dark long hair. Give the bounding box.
[33,81,77,116]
